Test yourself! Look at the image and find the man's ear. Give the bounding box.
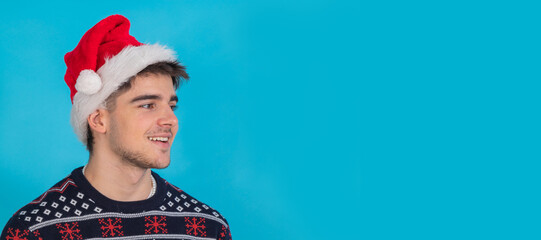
[87,109,109,134]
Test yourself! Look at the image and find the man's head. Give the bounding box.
[64,15,190,167]
[86,61,188,168]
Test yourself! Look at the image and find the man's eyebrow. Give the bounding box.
[130,94,162,103]
[170,95,178,102]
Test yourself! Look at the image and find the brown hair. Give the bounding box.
[86,61,189,153]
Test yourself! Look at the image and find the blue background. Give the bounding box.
[0,1,539,239]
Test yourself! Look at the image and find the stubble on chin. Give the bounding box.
[109,135,171,169]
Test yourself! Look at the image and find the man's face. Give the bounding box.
[106,73,178,169]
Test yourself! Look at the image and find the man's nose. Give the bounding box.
[158,106,178,127]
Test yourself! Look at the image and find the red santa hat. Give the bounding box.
[64,15,177,145]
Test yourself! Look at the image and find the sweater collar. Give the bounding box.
[70,166,167,213]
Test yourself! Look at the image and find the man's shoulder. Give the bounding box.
[11,174,78,219]
[1,173,78,239]
[161,178,230,226]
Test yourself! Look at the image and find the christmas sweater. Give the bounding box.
[1,167,232,240]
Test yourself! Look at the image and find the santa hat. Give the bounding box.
[64,15,177,145]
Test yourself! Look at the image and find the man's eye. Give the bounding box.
[170,105,178,111]
[140,104,155,109]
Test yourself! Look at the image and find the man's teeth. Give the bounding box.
[149,137,169,142]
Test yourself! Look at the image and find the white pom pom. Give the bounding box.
[75,70,102,95]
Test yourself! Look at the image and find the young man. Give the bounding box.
[1,15,232,240]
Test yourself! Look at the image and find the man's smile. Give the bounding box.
[148,137,170,142]
[147,135,172,149]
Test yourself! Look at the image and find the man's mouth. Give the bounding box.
[148,137,170,142]
[148,137,171,149]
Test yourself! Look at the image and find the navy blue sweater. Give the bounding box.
[1,167,232,240]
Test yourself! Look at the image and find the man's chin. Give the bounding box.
[121,154,171,170]
[151,159,171,169]
[152,164,170,169]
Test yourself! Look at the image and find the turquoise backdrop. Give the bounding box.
[0,0,539,239]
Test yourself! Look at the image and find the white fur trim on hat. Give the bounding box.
[75,70,102,95]
[70,44,177,144]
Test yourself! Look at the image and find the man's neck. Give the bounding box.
[84,154,154,202]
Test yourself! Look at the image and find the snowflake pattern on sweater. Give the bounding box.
[1,167,232,240]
